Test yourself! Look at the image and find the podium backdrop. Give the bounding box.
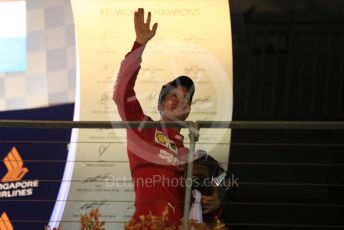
[0,1,232,229]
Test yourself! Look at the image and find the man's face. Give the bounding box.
[159,86,191,121]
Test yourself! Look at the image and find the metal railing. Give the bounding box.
[1,120,344,129]
[1,120,344,229]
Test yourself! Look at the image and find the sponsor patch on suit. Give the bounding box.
[154,130,178,154]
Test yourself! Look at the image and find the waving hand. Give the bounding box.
[134,8,158,45]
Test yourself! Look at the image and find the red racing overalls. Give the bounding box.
[113,42,188,226]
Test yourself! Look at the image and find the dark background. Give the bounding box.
[224,0,344,229]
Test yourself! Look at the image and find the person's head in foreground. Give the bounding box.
[158,76,195,122]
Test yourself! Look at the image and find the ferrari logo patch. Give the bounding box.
[156,132,167,145]
[155,130,178,154]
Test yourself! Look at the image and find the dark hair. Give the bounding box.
[158,76,195,105]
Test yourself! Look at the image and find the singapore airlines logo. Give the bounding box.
[0,147,39,198]
[0,212,13,230]
[1,147,28,182]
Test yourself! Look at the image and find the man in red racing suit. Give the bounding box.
[113,8,221,226]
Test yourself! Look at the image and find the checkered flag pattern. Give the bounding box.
[0,0,76,111]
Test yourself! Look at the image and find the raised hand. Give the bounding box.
[134,8,158,45]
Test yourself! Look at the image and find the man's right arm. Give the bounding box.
[113,8,158,121]
[113,42,146,121]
